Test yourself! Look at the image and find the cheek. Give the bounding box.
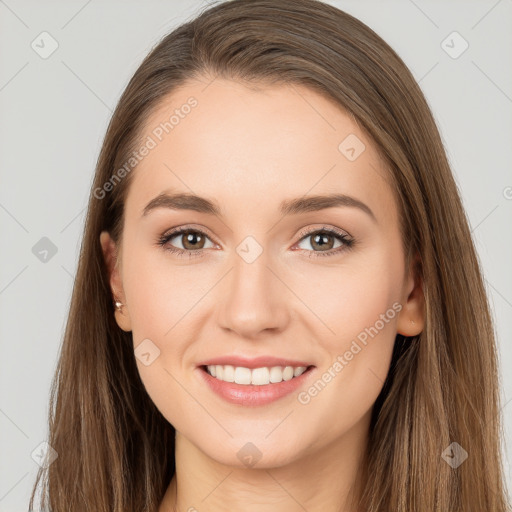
[121,243,217,388]
[296,248,402,347]
[295,246,403,407]
[122,241,202,335]
[120,246,204,416]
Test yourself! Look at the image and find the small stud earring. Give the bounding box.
[114,298,124,311]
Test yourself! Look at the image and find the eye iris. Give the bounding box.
[311,232,334,251]
[182,231,205,250]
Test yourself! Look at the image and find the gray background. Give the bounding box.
[1,0,511,509]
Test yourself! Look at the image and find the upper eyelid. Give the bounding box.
[163,225,351,246]
[296,224,351,240]
[163,224,219,245]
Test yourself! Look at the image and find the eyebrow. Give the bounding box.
[142,191,377,222]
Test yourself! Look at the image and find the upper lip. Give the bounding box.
[197,355,315,369]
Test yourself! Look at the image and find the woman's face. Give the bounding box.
[101,78,423,468]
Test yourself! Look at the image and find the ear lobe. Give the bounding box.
[396,252,425,337]
[100,231,132,332]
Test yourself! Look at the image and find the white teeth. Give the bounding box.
[269,366,282,383]
[251,367,269,385]
[282,366,294,381]
[206,365,308,385]
[293,366,306,377]
[234,367,252,385]
[222,365,235,382]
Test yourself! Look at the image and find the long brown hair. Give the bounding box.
[29,1,510,510]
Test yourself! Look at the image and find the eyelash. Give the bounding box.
[156,225,355,259]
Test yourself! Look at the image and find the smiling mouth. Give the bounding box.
[200,364,315,386]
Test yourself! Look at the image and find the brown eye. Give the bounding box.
[295,228,354,257]
[158,228,215,255]
[309,232,335,251]
[180,230,207,250]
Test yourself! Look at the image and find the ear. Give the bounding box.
[100,231,132,332]
[396,251,425,337]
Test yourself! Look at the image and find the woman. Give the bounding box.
[29,0,510,510]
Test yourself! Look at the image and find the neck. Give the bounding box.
[159,411,370,512]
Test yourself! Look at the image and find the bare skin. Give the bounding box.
[100,77,424,512]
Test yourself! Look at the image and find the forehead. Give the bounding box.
[125,77,396,225]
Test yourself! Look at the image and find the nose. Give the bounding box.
[216,248,290,339]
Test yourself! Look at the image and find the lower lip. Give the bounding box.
[196,366,316,406]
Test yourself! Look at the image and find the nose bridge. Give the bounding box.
[217,237,289,337]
